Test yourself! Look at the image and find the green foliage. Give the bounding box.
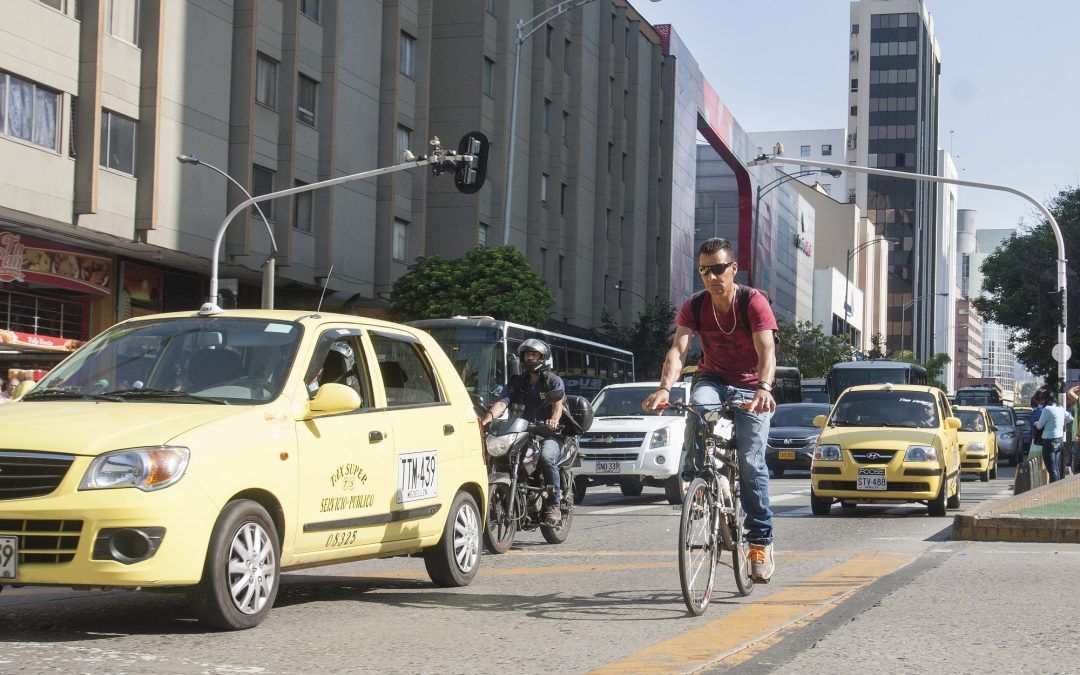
[893,350,952,390]
[775,320,854,378]
[389,246,554,327]
[1019,381,1038,403]
[973,186,1080,388]
[866,332,887,360]
[595,302,678,380]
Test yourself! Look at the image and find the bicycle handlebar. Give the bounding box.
[656,400,752,420]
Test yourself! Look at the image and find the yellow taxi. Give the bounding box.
[0,309,488,629]
[953,406,999,482]
[810,383,961,517]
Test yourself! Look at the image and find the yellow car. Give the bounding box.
[954,406,999,482]
[810,383,961,517]
[0,309,488,629]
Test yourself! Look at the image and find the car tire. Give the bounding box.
[619,478,644,497]
[664,474,687,505]
[424,491,481,587]
[979,465,990,482]
[189,499,281,631]
[947,475,961,509]
[928,475,947,517]
[810,487,831,516]
[989,461,998,480]
[573,476,588,505]
[771,466,785,478]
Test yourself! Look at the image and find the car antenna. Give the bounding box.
[316,265,334,313]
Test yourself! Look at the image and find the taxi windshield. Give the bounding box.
[26,317,302,405]
[954,410,986,432]
[830,390,939,429]
[593,386,685,416]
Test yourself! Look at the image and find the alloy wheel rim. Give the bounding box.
[227,521,276,615]
[453,502,480,572]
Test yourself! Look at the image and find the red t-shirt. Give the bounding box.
[675,287,778,387]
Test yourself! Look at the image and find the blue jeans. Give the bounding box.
[539,438,563,502]
[680,378,774,545]
[1043,438,1064,482]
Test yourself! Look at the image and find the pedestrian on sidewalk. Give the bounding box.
[1066,375,1080,472]
[1035,386,1073,483]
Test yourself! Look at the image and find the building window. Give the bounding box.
[543,99,551,133]
[68,95,77,157]
[300,0,319,21]
[850,78,858,92]
[482,58,494,97]
[1,72,60,152]
[540,173,548,207]
[558,254,565,288]
[99,109,136,174]
[396,124,412,161]
[478,222,489,247]
[255,53,278,109]
[850,105,858,116]
[393,219,408,262]
[546,26,554,58]
[297,74,317,126]
[560,183,567,215]
[38,0,66,12]
[251,165,274,221]
[621,152,627,181]
[564,39,572,74]
[487,0,495,15]
[293,180,312,232]
[106,0,139,46]
[800,145,811,157]
[400,32,415,77]
[821,144,832,156]
[562,111,569,146]
[851,23,859,35]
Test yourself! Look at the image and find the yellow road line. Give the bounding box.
[589,552,913,674]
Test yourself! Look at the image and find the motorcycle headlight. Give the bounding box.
[485,432,522,458]
[79,446,190,491]
[904,445,938,462]
[814,444,841,461]
[966,442,985,452]
[649,426,671,449]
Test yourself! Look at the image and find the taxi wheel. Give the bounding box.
[189,500,281,630]
[927,477,947,517]
[979,465,991,482]
[810,488,831,516]
[424,491,481,587]
[947,475,961,510]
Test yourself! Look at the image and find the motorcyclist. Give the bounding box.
[481,339,566,525]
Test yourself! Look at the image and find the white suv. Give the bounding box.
[574,381,690,505]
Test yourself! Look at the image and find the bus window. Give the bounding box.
[773,367,802,404]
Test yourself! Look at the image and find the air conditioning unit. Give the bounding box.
[850,49,858,61]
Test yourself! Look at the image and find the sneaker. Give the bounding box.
[748,544,774,583]
[543,505,562,526]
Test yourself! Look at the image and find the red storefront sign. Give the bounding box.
[0,231,111,295]
[0,330,82,352]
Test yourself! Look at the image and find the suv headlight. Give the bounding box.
[80,446,190,491]
[814,444,841,461]
[649,426,671,449]
[485,432,523,458]
[965,442,985,453]
[904,445,938,462]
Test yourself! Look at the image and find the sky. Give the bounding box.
[632,0,1080,232]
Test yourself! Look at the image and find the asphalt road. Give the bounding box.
[2,466,1077,673]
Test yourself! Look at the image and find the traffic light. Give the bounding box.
[454,131,489,194]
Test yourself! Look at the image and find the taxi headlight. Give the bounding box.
[966,442,985,453]
[649,426,670,449]
[814,444,841,461]
[80,446,190,491]
[904,445,938,462]
[485,432,523,458]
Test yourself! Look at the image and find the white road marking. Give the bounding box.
[588,503,672,515]
[769,489,811,503]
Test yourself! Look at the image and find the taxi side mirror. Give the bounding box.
[945,417,961,430]
[12,380,36,401]
[813,414,828,428]
[301,383,362,419]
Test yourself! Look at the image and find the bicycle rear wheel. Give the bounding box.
[731,480,755,597]
[679,477,719,616]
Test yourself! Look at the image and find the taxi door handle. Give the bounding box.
[369,430,386,443]
[443,424,455,435]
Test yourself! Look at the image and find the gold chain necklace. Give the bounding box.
[711,291,737,335]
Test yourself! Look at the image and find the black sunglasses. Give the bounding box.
[698,262,735,277]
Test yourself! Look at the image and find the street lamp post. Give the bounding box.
[501,0,661,246]
[613,280,649,308]
[844,237,895,344]
[751,164,841,286]
[901,292,949,355]
[749,153,1070,401]
[177,155,278,309]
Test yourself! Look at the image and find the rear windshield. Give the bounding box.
[988,409,1014,426]
[830,390,938,429]
[772,406,829,427]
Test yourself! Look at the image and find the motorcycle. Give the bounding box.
[482,395,593,554]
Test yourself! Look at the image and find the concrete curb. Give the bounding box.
[952,514,1080,543]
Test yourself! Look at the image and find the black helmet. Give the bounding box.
[517,338,552,374]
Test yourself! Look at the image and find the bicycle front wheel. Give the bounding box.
[679,477,719,616]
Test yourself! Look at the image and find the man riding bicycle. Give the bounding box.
[643,237,777,583]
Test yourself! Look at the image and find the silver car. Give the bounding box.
[984,405,1020,466]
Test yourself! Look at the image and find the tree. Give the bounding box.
[595,302,678,380]
[390,246,554,327]
[893,349,952,390]
[865,332,887,360]
[973,186,1080,387]
[775,320,854,378]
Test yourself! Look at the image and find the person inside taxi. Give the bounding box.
[481,339,566,525]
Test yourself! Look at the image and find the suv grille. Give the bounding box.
[768,436,815,449]
[581,452,638,461]
[0,519,82,564]
[849,449,897,464]
[580,432,646,450]
[0,451,75,500]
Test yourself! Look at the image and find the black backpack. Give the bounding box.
[687,285,778,346]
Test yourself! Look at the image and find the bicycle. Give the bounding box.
[660,400,755,615]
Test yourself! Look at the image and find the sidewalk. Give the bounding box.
[952,472,1080,543]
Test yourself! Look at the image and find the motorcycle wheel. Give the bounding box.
[483,483,516,554]
[540,507,573,544]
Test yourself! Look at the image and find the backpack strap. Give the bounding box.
[689,290,709,332]
[737,285,753,331]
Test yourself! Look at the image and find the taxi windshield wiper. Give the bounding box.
[22,388,123,402]
[103,388,229,405]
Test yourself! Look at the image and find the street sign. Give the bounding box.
[1052,343,1072,363]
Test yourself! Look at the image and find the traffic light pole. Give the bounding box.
[200,134,486,316]
[749,154,1069,399]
